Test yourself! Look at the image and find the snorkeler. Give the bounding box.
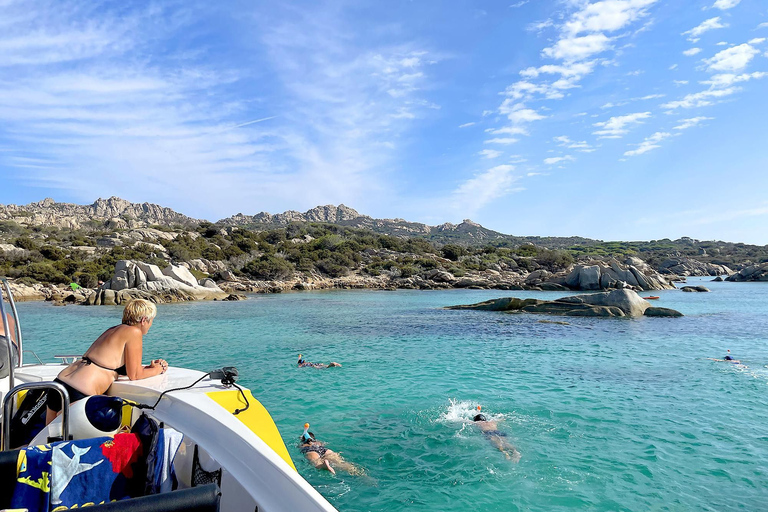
[473,406,521,463]
[299,423,363,475]
[297,354,342,368]
[708,349,744,365]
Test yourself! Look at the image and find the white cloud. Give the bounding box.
[520,61,596,79]
[459,122,476,128]
[683,17,727,42]
[683,48,702,56]
[673,117,713,130]
[510,0,529,8]
[484,137,519,145]
[452,164,519,212]
[624,131,671,156]
[542,33,612,61]
[700,71,767,87]
[712,0,740,9]
[669,63,678,70]
[563,0,658,36]
[639,93,665,100]
[544,155,575,165]
[705,43,760,72]
[716,41,729,46]
[478,149,502,159]
[498,100,546,124]
[592,111,651,138]
[486,126,529,136]
[748,38,766,45]
[554,135,573,145]
[661,87,739,109]
[673,80,689,85]
[758,22,768,29]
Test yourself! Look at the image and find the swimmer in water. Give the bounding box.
[708,349,744,365]
[297,354,342,368]
[299,424,363,475]
[473,406,521,463]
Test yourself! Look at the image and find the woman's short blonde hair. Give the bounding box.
[122,299,157,326]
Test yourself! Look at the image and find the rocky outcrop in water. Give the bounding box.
[88,260,228,305]
[446,289,683,318]
[725,263,768,282]
[680,286,710,292]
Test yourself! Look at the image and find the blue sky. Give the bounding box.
[0,0,767,243]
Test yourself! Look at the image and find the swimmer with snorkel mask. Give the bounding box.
[297,354,342,369]
[299,423,364,475]
[473,406,521,462]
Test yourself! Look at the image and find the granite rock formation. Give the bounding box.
[89,260,228,305]
[725,263,768,282]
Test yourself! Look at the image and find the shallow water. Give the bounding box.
[17,277,768,511]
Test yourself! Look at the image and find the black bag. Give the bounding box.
[9,388,48,449]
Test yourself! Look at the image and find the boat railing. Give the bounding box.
[53,355,83,364]
[22,350,44,365]
[2,381,70,450]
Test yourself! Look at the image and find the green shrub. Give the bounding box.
[242,256,294,280]
[40,245,66,261]
[13,236,39,251]
[442,244,467,261]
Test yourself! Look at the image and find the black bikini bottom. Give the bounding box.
[46,378,90,412]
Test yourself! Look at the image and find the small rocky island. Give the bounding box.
[446,289,683,318]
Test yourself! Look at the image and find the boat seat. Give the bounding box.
[83,484,221,512]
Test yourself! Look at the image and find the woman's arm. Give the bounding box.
[124,327,165,380]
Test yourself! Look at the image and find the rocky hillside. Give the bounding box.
[0,197,199,230]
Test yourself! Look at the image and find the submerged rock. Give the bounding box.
[644,307,684,317]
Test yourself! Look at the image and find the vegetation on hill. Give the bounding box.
[0,210,766,288]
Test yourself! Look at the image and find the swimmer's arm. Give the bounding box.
[125,330,164,380]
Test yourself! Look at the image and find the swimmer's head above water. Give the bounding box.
[474,405,487,422]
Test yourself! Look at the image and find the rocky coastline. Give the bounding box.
[1,197,759,307]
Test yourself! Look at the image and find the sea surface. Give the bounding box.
[16,277,768,511]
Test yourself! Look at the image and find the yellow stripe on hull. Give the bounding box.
[207,390,296,471]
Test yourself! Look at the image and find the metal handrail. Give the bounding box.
[22,350,44,365]
[0,287,13,390]
[1,278,23,367]
[2,381,70,450]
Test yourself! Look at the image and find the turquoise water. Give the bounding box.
[16,278,768,511]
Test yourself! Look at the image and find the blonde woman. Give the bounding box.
[46,299,168,423]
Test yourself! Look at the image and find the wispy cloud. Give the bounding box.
[593,112,651,138]
[683,47,701,56]
[544,155,574,165]
[674,116,714,130]
[478,149,502,159]
[451,164,520,214]
[683,17,727,42]
[624,131,671,156]
[459,122,476,128]
[0,1,444,218]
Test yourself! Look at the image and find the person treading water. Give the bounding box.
[473,406,521,463]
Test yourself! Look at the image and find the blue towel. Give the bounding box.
[52,435,141,508]
[11,443,53,512]
[150,428,184,494]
